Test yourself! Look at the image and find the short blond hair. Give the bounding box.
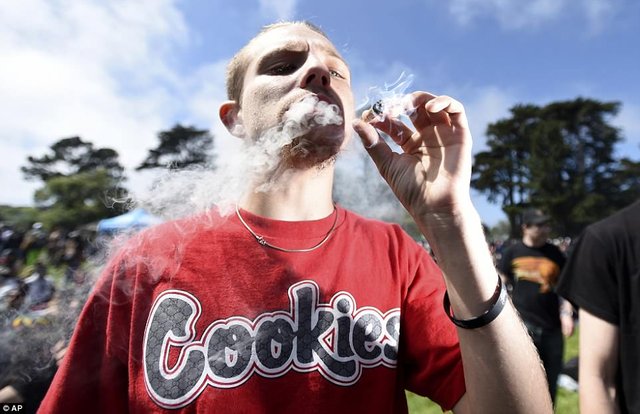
[225,21,330,103]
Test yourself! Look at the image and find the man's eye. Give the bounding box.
[269,63,297,75]
[330,69,345,79]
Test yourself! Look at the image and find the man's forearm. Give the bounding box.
[416,205,552,413]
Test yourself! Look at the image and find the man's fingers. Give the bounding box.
[425,95,469,129]
[407,92,437,130]
[363,109,414,146]
[352,119,395,176]
[407,92,469,130]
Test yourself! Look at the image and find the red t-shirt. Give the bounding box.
[39,206,465,413]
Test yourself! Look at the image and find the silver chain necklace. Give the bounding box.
[235,204,338,253]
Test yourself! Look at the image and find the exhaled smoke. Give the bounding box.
[92,94,345,285]
[135,95,342,220]
[83,95,345,302]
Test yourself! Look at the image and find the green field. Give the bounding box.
[407,329,579,413]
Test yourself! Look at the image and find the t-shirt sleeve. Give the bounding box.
[39,256,131,413]
[401,248,466,411]
[556,227,619,324]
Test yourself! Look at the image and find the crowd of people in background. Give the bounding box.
[0,222,93,412]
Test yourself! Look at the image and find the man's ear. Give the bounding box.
[219,101,245,138]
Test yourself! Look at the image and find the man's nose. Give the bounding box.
[300,57,330,89]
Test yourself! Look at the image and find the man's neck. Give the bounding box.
[240,165,335,221]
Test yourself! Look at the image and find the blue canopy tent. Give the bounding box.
[96,208,162,234]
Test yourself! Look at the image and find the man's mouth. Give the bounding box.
[279,94,343,131]
[314,93,335,105]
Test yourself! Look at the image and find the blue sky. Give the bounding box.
[1,0,639,226]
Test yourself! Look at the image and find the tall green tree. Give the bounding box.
[530,99,625,235]
[472,104,539,235]
[22,136,124,182]
[136,124,214,170]
[34,170,126,229]
[613,157,640,206]
[21,137,127,229]
[472,98,638,237]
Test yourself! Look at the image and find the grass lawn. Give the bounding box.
[407,327,580,413]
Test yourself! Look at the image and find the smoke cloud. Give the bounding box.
[134,95,343,220]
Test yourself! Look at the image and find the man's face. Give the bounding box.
[236,25,355,166]
[523,222,551,242]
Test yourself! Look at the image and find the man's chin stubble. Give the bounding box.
[280,134,342,170]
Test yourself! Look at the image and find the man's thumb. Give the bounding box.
[352,119,393,173]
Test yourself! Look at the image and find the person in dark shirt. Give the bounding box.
[557,200,640,414]
[498,209,575,403]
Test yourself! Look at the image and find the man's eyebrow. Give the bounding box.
[255,41,308,67]
[255,39,348,69]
